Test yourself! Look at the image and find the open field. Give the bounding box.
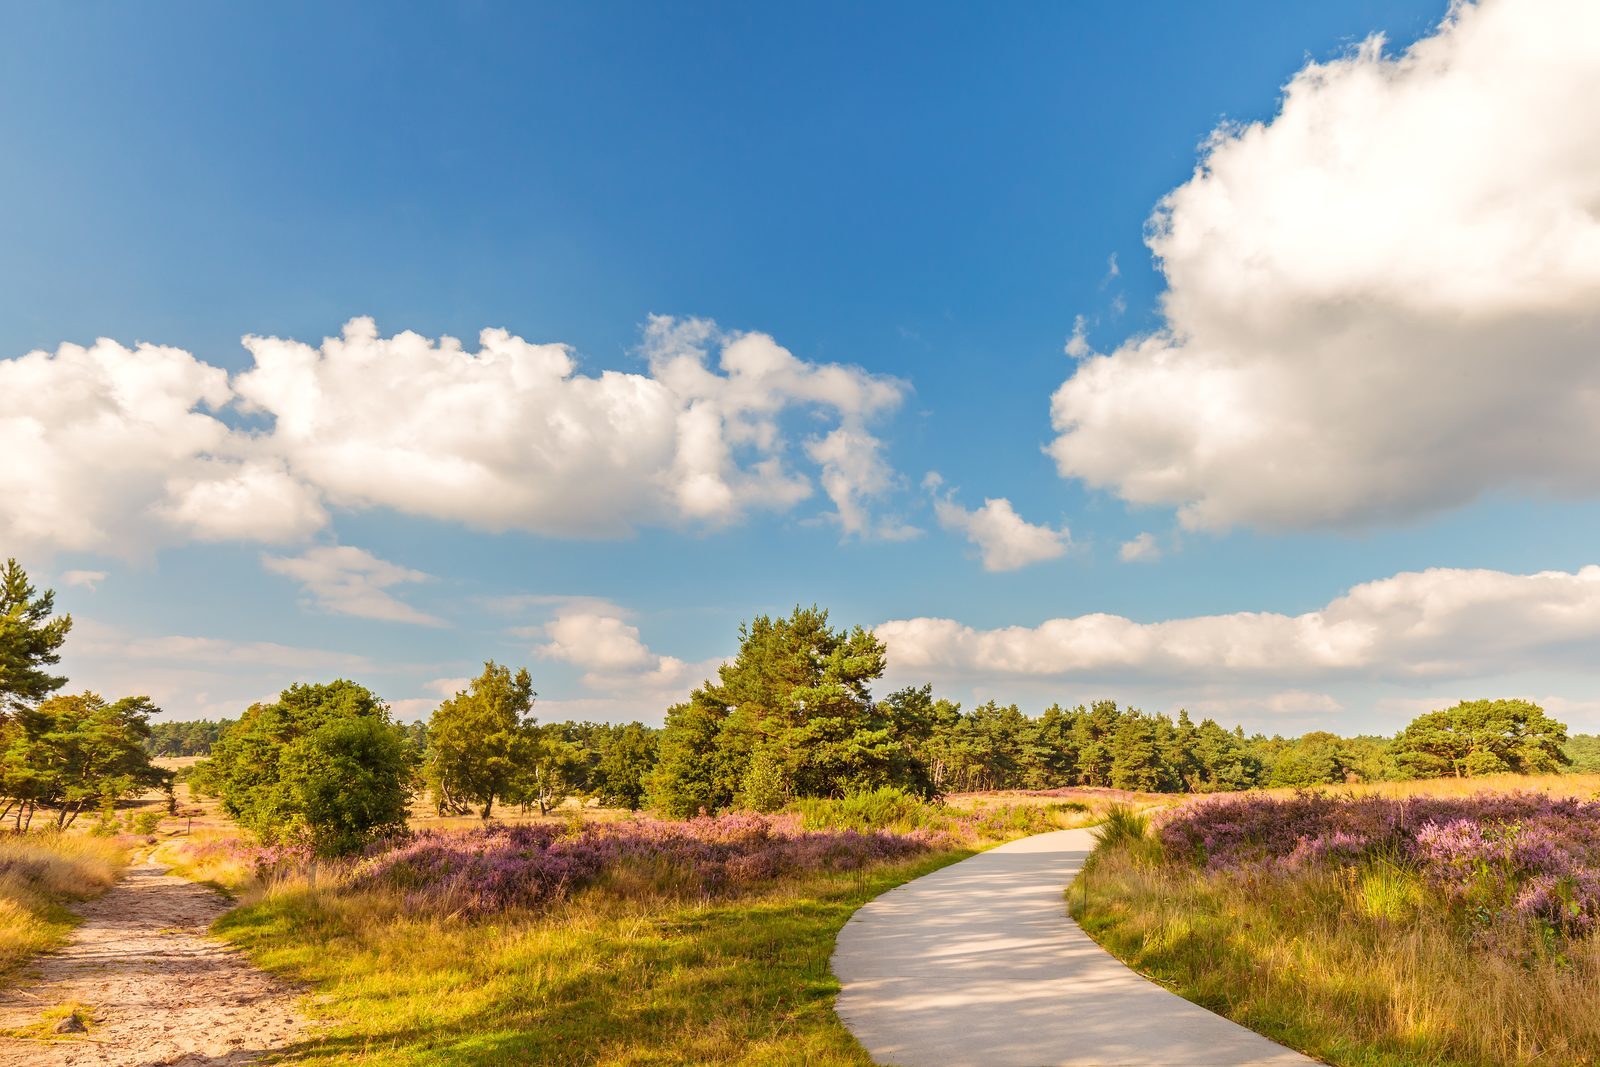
[144,788,1111,1064]
[1073,775,1600,1066]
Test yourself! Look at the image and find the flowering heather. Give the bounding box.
[1158,791,1600,933]
[348,812,931,916]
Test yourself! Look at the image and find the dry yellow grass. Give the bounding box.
[0,833,127,983]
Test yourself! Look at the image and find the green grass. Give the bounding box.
[211,850,970,1065]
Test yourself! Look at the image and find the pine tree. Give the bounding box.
[0,559,72,714]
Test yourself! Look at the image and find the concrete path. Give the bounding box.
[832,828,1317,1067]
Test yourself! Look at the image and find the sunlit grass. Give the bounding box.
[211,850,967,1065]
[1071,775,1600,1066]
[0,833,126,985]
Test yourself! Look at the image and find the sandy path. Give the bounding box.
[833,829,1316,1066]
[0,857,304,1066]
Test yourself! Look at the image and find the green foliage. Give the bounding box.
[790,786,929,832]
[280,714,413,856]
[650,606,937,815]
[1565,734,1600,774]
[1390,699,1569,779]
[424,662,537,819]
[0,559,72,714]
[591,722,656,810]
[0,691,169,829]
[144,718,234,757]
[1092,803,1149,849]
[201,679,410,854]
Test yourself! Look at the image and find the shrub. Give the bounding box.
[1093,804,1149,849]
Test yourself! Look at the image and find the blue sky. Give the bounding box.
[6,0,1600,733]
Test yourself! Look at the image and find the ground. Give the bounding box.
[0,854,304,1066]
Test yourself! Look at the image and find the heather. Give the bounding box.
[348,812,931,916]
[1074,784,1600,1065]
[1159,790,1600,935]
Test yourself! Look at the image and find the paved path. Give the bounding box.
[833,828,1317,1067]
[0,858,304,1066]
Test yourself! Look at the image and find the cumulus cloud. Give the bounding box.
[1048,0,1600,531]
[0,337,325,556]
[928,474,1068,571]
[1119,532,1161,563]
[262,545,443,626]
[0,315,908,555]
[877,564,1600,685]
[535,605,723,704]
[236,315,906,539]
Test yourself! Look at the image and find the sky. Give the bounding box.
[4,0,1600,735]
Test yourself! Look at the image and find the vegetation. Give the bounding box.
[1389,699,1568,778]
[145,718,234,757]
[0,558,72,714]
[1073,782,1600,1065]
[211,848,959,1065]
[162,787,1098,1064]
[200,680,412,856]
[0,690,171,829]
[0,833,125,982]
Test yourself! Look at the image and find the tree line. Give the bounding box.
[3,559,1588,855]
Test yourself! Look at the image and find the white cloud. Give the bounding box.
[1,315,908,555]
[1048,0,1600,531]
[0,337,325,556]
[877,564,1600,685]
[61,570,108,591]
[806,428,919,540]
[262,545,443,626]
[1119,532,1161,563]
[535,605,724,713]
[235,315,905,539]
[929,476,1068,572]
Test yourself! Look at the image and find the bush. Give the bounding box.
[1092,804,1149,849]
[790,787,928,832]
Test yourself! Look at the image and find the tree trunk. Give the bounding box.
[481,794,494,821]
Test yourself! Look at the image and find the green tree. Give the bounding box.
[1109,713,1169,792]
[593,722,657,810]
[649,696,731,817]
[1390,699,1569,779]
[425,662,537,819]
[202,679,410,853]
[0,559,72,714]
[0,691,169,829]
[650,606,919,813]
[1268,731,1350,787]
[279,714,412,855]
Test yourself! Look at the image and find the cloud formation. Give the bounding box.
[929,475,1068,571]
[534,604,723,708]
[0,337,324,555]
[262,545,443,626]
[877,564,1600,685]
[1119,533,1161,563]
[1,316,907,556]
[1048,0,1600,531]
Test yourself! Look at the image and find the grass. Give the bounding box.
[159,789,1108,1064]
[0,832,126,985]
[204,849,968,1065]
[1070,777,1600,1066]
